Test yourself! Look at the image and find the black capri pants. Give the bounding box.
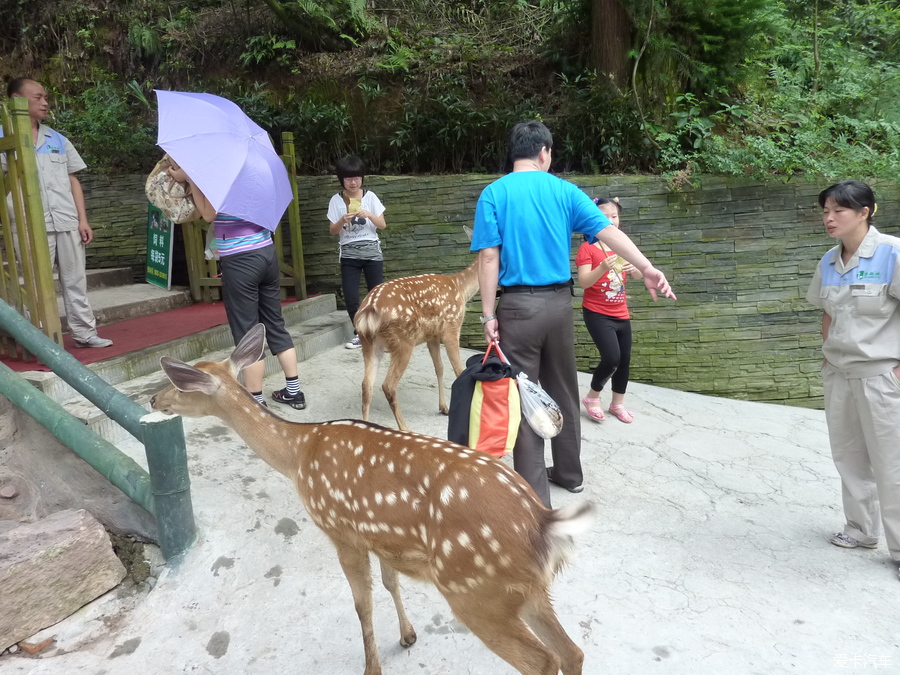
[218,244,295,355]
[341,257,384,326]
[582,308,632,394]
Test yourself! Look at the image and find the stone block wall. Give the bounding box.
[80,174,151,279]
[80,173,900,408]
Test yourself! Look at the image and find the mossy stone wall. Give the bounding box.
[81,173,900,408]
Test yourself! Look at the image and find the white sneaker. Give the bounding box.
[345,336,362,349]
[75,335,114,348]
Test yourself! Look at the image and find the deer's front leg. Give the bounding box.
[331,540,382,675]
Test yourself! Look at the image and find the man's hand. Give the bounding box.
[483,317,499,343]
[642,266,676,301]
[78,221,93,245]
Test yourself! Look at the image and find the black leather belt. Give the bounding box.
[501,281,572,294]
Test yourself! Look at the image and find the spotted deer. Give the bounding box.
[355,258,478,431]
[151,324,594,675]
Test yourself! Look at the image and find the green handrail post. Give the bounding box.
[0,296,197,561]
[141,412,197,560]
[0,362,154,512]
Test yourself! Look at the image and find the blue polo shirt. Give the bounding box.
[470,171,609,286]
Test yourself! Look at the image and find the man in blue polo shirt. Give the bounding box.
[471,120,675,506]
[8,78,112,348]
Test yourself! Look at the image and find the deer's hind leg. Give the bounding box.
[445,590,561,675]
[382,343,413,431]
[441,324,466,378]
[378,558,417,647]
[425,339,449,415]
[361,339,382,422]
[523,590,584,675]
[331,539,382,675]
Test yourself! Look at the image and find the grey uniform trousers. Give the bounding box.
[823,364,900,562]
[49,231,98,342]
[496,285,582,508]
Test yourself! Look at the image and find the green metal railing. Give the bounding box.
[0,297,196,560]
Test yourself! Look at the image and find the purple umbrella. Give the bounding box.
[155,90,293,232]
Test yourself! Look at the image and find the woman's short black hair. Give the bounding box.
[336,156,366,186]
[593,197,622,212]
[818,180,876,224]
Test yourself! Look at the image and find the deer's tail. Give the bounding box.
[540,501,595,580]
[354,305,381,339]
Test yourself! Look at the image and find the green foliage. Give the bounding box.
[52,80,156,174]
[239,34,297,68]
[2,0,897,183]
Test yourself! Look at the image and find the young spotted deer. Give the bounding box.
[151,324,593,675]
[355,258,478,431]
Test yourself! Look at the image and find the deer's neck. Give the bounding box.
[219,396,304,479]
[455,259,480,301]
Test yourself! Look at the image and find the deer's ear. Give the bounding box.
[160,357,220,394]
[230,324,266,372]
[463,225,473,242]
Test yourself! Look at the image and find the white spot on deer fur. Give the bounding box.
[480,524,492,538]
[387,461,394,473]
[442,540,453,556]
[436,558,444,571]
[458,532,472,549]
[308,477,314,488]
[435,509,443,522]
[458,487,469,501]
[474,554,486,569]
[423,476,430,489]
[440,486,454,505]
[375,493,383,505]
[370,455,377,466]
[489,540,501,553]
[358,465,365,478]
[379,523,390,532]
[393,526,404,536]
[400,489,410,503]
[405,465,412,475]
[497,473,510,485]
[500,554,512,568]
[419,525,428,543]
[367,510,375,519]
[411,499,421,511]
[243,407,252,414]
[385,493,397,505]
[354,445,364,456]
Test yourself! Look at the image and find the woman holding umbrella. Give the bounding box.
[158,90,305,410]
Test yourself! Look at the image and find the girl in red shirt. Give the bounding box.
[576,197,643,423]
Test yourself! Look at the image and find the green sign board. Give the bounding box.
[146,204,174,290]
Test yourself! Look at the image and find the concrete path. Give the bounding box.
[5,344,898,674]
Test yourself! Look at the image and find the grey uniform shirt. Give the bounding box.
[31,124,87,232]
[806,226,900,378]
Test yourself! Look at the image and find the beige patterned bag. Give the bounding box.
[145,155,200,224]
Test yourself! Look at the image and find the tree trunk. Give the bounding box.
[591,0,632,90]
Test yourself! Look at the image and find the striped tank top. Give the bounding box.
[214,215,272,257]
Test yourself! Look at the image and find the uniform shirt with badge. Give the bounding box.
[2,123,86,232]
[806,226,900,378]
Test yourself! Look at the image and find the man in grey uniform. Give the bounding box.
[7,77,112,348]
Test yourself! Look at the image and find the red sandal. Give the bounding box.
[581,396,605,422]
[608,404,634,423]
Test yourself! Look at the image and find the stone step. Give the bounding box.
[58,284,193,332]
[56,267,134,293]
[57,307,353,445]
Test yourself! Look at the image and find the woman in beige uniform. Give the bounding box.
[806,180,900,580]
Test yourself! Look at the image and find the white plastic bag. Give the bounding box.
[516,373,563,439]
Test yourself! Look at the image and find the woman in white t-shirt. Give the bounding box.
[328,156,386,348]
